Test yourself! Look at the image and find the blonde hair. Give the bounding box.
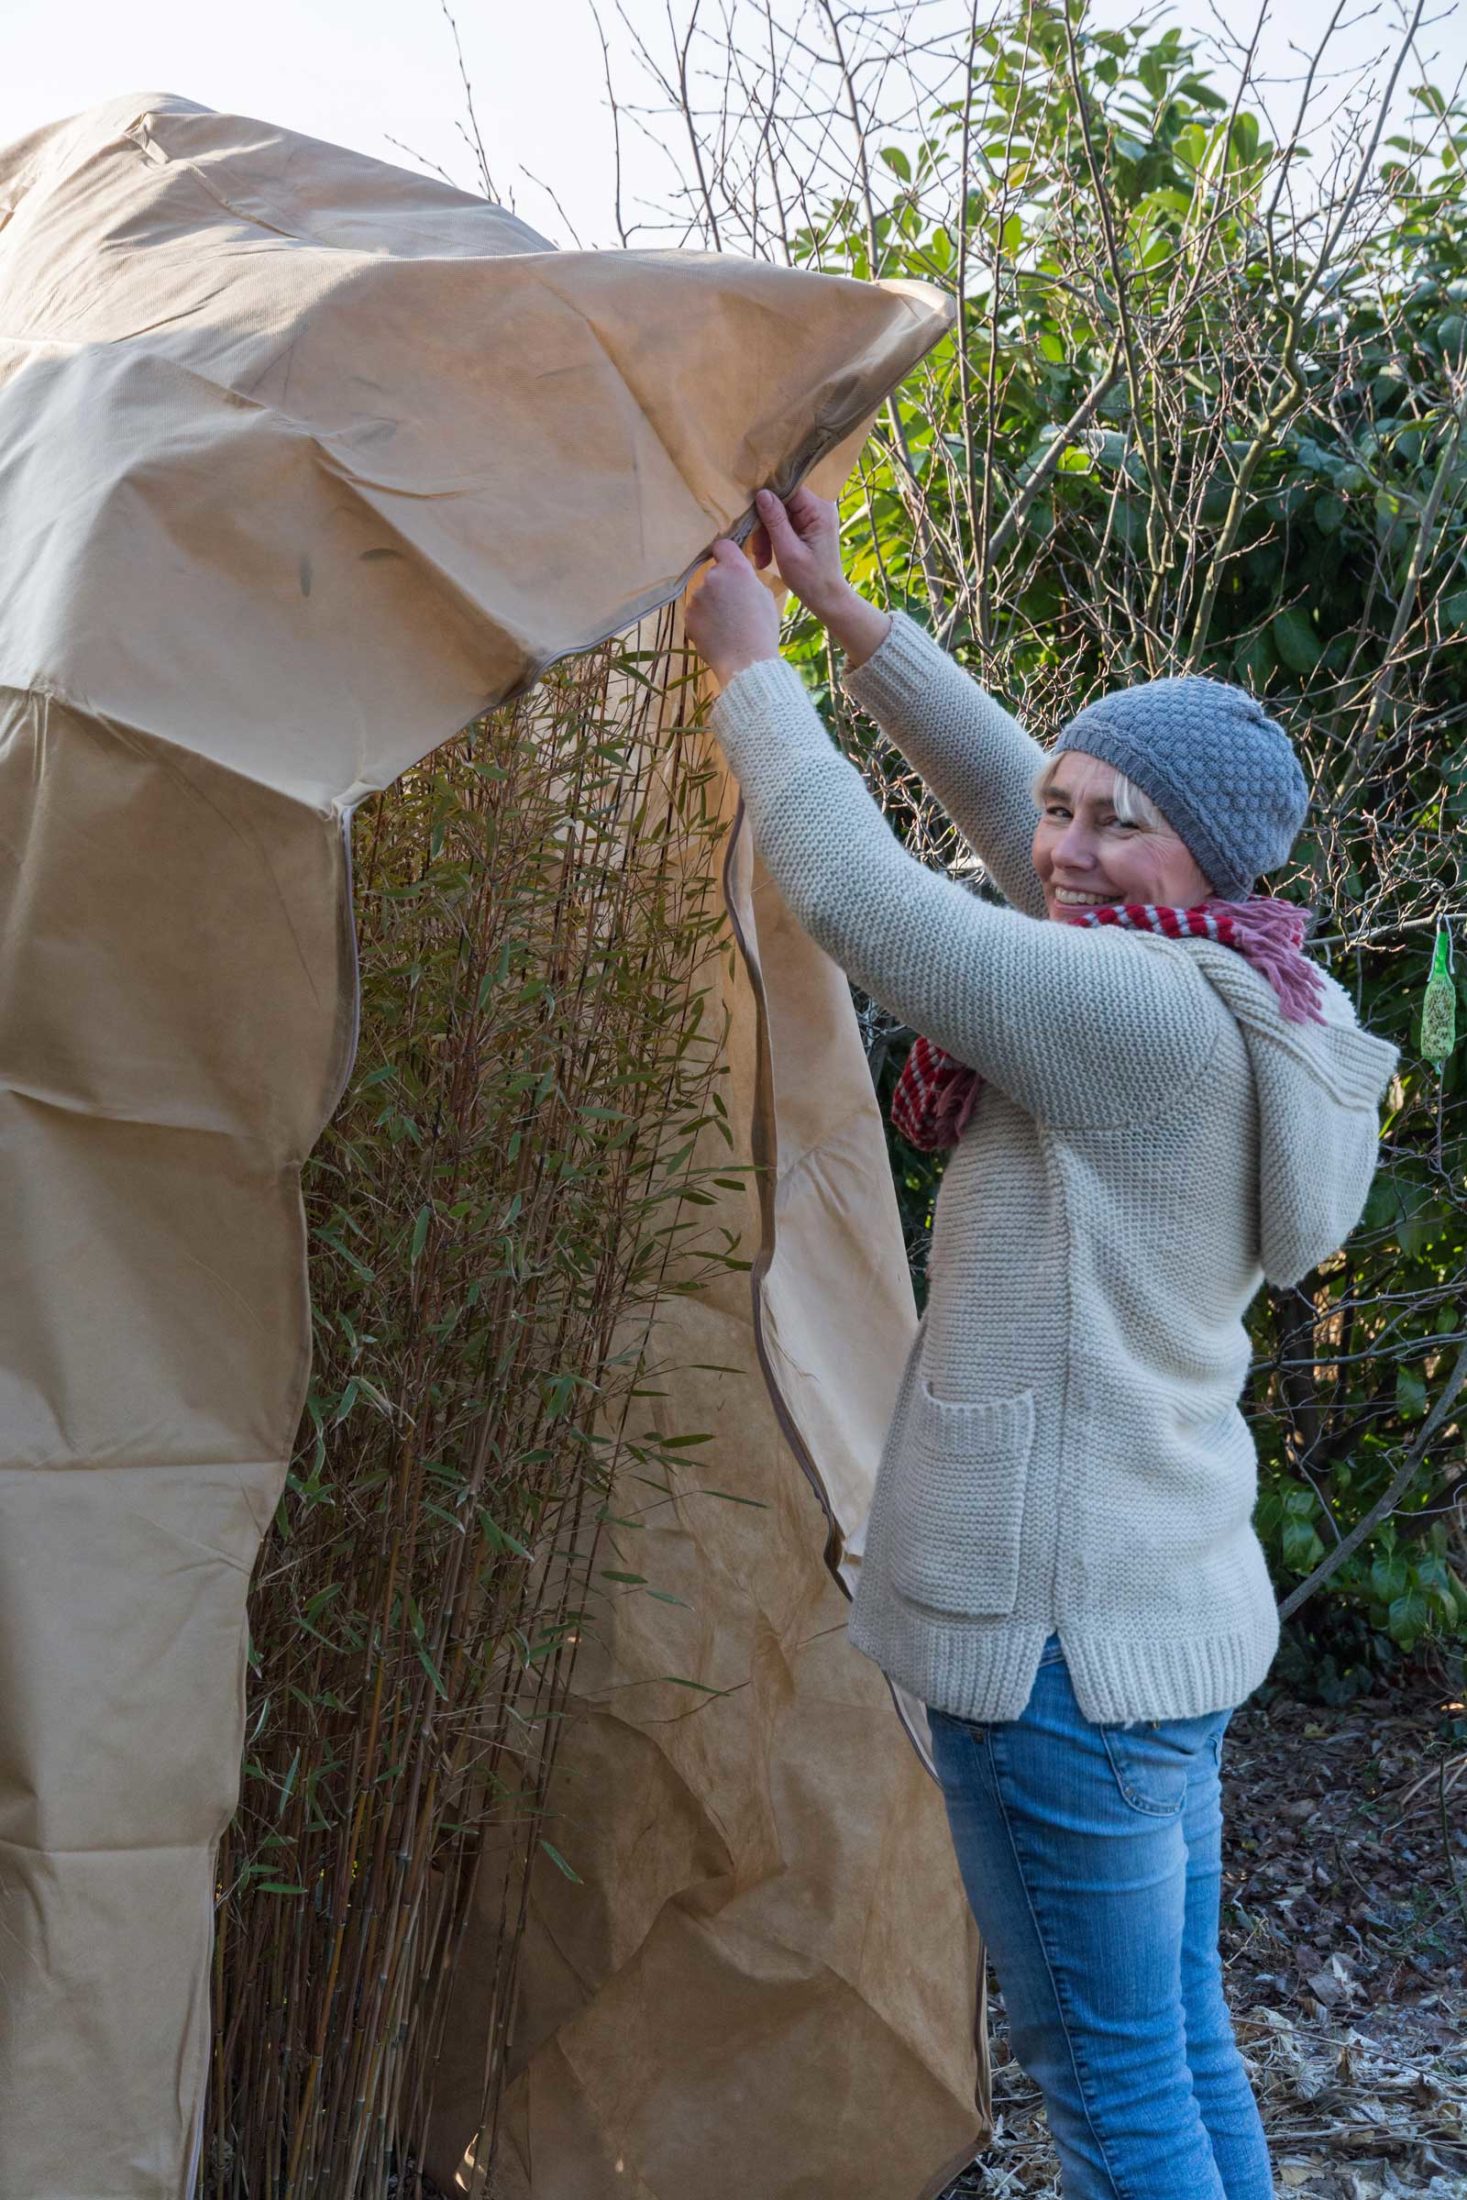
[1031,752,1167,833]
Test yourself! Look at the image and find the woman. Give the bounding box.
[685,487,1400,2200]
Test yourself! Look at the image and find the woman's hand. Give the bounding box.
[684,537,782,687]
[749,485,846,617]
[752,486,892,670]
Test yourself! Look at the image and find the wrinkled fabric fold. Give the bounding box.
[0,92,981,2199]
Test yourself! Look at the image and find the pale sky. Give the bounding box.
[2,0,1462,249]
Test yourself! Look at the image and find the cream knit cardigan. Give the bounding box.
[711,612,1400,1725]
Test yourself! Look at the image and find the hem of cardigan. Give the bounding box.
[848,1603,1279,1726]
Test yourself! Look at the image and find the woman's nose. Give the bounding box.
[1054,820,1098,867]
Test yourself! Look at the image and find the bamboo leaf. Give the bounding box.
[539,1839,583,1883]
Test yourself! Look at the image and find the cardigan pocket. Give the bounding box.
[889,1383,1035,1618]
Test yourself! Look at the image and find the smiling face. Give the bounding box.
[1031,751,1214,919]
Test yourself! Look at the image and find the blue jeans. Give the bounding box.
[927,1635,1272,2200]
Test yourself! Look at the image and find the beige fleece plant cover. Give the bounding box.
[0,92,981,2197]
[424,629,987,2200]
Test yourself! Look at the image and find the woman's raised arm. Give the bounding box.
[703,651,1224,1129]
[840,613,1050,920]
[752,489,1049,919]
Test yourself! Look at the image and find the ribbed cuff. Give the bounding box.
[840,608,948,720]
[708,653,832,774]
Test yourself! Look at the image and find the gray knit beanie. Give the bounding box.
[1051,675,1308,901]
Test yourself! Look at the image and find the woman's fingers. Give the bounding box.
[785,482,831,536]
[685,535,782,684]
[754,485,845,616]
[754,487,803,566]
[690,536,771,617]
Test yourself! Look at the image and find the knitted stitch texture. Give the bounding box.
[1053,674,1309,900]
[892,897,1329,1150]
[710,610,1400,1726]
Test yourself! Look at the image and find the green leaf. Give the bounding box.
[415,1641,448,1699]
[1396,1189,1438,1259]
[539,1839,583,1883]
[879,146,911,182]
[1387,1587,1429,1645]
[277,1748,301,1818]
[1282,1518,1325,1571]
[1232,630,1274,688]
[479,1512,533,1561]
[409,1204,432,1266]
[1271,606,1323,675]
[1362,1176,1398,1231]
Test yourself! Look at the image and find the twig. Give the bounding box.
[1278,1340,1467,1621]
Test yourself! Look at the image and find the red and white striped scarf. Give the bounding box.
[891,893,1326,1153]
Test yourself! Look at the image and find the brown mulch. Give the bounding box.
[942,1654,1467,2197]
